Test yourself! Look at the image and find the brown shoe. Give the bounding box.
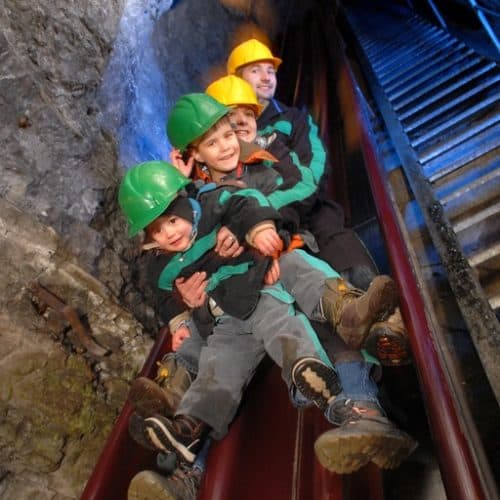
[364,307,411,366]
[128,354,193,418]
[128,412,157,451]
[321,276,399,349]
[128,465,201,500]
[315,400,417,474]
[144,414,209,464]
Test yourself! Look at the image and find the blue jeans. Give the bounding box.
[325,360,382,424]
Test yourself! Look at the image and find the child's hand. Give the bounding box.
[215,226,244,258]
[175,272,208,308]
[172,325,191,351]
[252,228,283,256]
[264,258,280,285]
[170,148,194,178]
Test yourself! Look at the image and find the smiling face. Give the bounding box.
[192,118,240,182]
[227,106,258,143]
[149,214,193,252]
[239,61,277,105]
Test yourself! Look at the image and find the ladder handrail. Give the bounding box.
[425,0,500,54]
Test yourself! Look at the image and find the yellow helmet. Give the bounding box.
[206,75,264,117]
[226,38,282,75]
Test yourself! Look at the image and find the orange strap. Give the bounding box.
[271,233,304,259]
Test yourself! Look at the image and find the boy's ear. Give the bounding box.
[192,149,203,163]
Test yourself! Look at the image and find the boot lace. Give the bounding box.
[323,280,365,326]
[167,464,201,499]
[331,398,383,425]
[154,354,177,385]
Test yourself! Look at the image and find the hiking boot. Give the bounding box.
[144,414,209,464]
[364,307,411,366]
[321,276,398,349]
[128,354,193,418]
[291,357,342,412]
[127,465,202,500]
[315,399,417,474]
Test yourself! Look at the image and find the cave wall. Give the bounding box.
[0,0,290,497]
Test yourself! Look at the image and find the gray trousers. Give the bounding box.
[176,250,340,439]
[176,249,341,375]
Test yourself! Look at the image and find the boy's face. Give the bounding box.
[239,62,277,103]
[193,121,240,182]
[228,106,257,143]
[151,214,193,252]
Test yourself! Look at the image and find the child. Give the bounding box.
[120,95,416,474]
[204,74,411,366]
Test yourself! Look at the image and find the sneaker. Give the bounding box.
[144,414,208,464]
[364,307,411,366]
[128,355,193,418]
[128,412,157,451]
[321,275,399,349]
[315,399,417,474]
[127,465,201,500]
[291,357,342,412]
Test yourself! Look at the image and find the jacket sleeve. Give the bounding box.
[267,149,318,208]
[288,109,329,186]
[257,139,318,230]
[145,251,190,326]
[210,187,282,240]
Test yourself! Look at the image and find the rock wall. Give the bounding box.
[0,0,289,497]
[0,198,152,499]
[0,1,150,498]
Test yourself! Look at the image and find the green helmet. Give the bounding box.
[167,93,229,151]
[118,160,190,237]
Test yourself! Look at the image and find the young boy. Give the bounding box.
[204,74,411,365]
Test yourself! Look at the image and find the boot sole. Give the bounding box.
[314,428,381,474]
[291,357,341,412]
[144,417,198,464]
[129,377,175,418]
[128,470,176,500]
[315,424,417,474]
[371,431,418,469]
[363,329,412,367]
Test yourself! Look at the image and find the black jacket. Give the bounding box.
[153,183,281,321]
[258,98,329,188]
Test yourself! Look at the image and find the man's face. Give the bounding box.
[151,214,193,252]
[228,106,258,143]
[193,120,240,182]
[239,62,277,104]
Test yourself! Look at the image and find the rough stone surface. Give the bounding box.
[0,0,290,497]
[0,0,149,498]
[0,198,152,499]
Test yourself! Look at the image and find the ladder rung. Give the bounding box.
[453,201,500,233]
[393,61,496,111]
[469,242,500,267]
[410,95,500,147]
[418,117,500,163]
